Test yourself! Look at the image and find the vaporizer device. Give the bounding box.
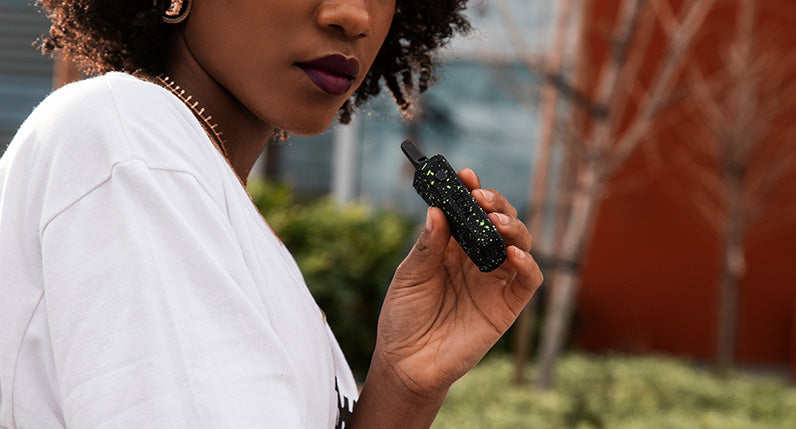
[401,140,507,272]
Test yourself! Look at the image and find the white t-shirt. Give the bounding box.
[0,72,358,428]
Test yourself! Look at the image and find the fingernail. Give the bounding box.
[474,189,491,203]
[512,246,528,260]
[491,212,510,225]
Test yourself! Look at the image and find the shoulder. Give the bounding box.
[9,73,179,155]
[2,72,227,228]
[20,72,172,137]
[16,72,204,161]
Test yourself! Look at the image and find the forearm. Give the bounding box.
[348,354,449,429]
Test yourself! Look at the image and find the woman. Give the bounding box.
[0,0,543,427]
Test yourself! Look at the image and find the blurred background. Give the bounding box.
[3,0,795,427]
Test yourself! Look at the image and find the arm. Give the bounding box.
[350,169,544,428]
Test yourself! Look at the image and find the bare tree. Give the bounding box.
[672,0,796,375]
[494,0,579,385]
[530,0,717,389]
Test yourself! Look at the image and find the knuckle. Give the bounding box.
[494,192,518,217]
[414,233,433,257]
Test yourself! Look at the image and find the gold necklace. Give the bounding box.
[155,75,230,159]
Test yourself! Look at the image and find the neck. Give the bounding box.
[162,32,274,182]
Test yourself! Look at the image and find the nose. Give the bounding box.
[316,0,372,39]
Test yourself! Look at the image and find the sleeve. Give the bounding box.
[40,159,307,428]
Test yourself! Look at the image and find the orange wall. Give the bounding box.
[574,0,796,373]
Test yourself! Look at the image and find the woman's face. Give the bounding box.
[181,0,396,135]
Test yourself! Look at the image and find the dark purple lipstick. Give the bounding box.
[297,54,360,96]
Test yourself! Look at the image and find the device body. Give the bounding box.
[401,140,507,272]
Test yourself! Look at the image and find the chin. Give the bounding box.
[272,108,341,137]
[287,122,332,137]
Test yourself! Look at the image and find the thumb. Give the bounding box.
[394,207,450,282]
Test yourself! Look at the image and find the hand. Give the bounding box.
[373,168,544,398]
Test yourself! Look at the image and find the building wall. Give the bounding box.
[575,0,796,374]
[0,0,53,152]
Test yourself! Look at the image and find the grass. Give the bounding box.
[432,353,796,429]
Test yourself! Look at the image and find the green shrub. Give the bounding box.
[248,180,415,379]
[433,354,796,429]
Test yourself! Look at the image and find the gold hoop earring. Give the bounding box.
[161,0,191,24]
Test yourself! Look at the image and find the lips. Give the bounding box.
[297,54,360,96]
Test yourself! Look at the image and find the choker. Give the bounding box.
[155,75,229,159]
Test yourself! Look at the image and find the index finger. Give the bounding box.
[458,168,481,191]
[473,189,519,219]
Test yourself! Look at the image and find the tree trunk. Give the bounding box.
[512,0,574,386]
[715,0,755,377]
[512,296,538,384]
[535,264,578,389]
[535,164,601,389]
[715,168,746,376]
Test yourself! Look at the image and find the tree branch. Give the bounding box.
[607,0,717,173]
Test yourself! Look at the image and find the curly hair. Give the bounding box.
[37,0,470,123]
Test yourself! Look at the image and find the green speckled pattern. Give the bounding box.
[412,155,507,272]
